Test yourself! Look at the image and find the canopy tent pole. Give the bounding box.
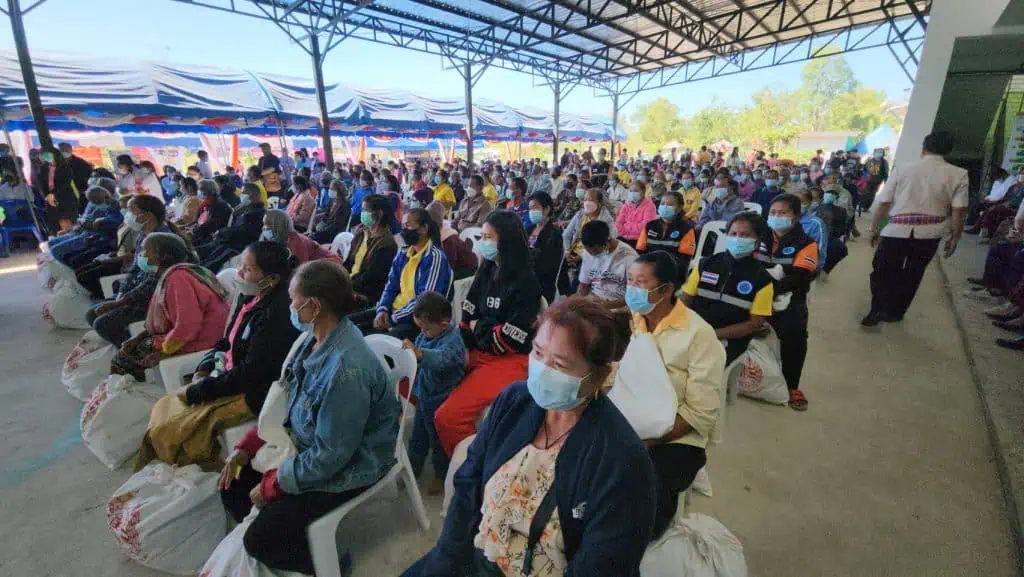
[552,81,560,166]
[610,92,619,163]
[7,0,51,151]
[463,61,474,168]
[309,34,335,171]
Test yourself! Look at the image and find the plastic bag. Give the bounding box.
[251,382,297,474]
[62,331,116,401]
[107,462,226,575]
[42,279,93,329]
[199,509,305,577]
[41,257,80,292]
[640,513,748,577]
[691,466,712,498]
[441,434,476,518]
[607,333,679,440]
[81,374,164,469]
[733,328,788,405]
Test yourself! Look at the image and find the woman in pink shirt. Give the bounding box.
[286,174,317,232]
[262,209,343,266]
[615,180,657,248]
[111,232,229,382]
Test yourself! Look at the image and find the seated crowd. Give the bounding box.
[16,140,873,576]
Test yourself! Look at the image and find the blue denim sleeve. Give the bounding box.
[277,366,371,494]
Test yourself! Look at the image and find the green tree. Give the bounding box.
[736,87,806,151]
[799,52,858,131]
[630,97,686,151]
[826,87,900,136]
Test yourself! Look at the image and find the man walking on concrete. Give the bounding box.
[862,131,968,327]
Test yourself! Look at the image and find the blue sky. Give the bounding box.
[1,0,914,122]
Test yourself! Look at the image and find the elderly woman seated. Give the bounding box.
[50,182,123,268]
[403,296,656,577]
[261,208,341,266]
[217,260,400,575]
[135,241,300,470]
[110,232,229,382]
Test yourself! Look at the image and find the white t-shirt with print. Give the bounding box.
[579,240,638,301]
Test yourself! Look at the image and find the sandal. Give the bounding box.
[788,389,808,411]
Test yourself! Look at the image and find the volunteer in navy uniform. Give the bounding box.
[636,190,696,284]
[681,213,775,366]
[755,194,818,411]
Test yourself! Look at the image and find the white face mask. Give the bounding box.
[583,200,598,214]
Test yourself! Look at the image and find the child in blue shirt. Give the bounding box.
[402,291,467,494]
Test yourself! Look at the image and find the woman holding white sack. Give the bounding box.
[620,251,725,540]
[216,259,400,576]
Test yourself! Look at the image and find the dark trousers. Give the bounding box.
[75,259,123,298]
[221,464,365,575]
[85,302,144,346]
[769,303,808,391]
[407,398,449,480]
[649,443,706,540]
[823,241,848,274]
[869,235,940,320]
[349,308,420,340]
[983,243,1024,293]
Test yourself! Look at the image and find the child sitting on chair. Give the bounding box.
[402,291,467,495]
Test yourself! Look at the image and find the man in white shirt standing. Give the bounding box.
[862,131,968,327]
[195,150,213,179]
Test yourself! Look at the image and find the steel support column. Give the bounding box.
[6,0,51,150]
[610,92,620,163]
[464,61,475,167]
[309,34,335,170]
[552,81,561,166]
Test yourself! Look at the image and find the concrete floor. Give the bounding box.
[0,229,1017,577]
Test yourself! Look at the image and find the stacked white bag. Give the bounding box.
[81,373,163,469]
[37,252,79,292]
[731,326,789,405]
[42,279,93,329]
[199,509,305,577]
[107,462,226,575]
[62,331,115,401]
[641,513,748,577]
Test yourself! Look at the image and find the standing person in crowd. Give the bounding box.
[196,150,214,179]
[682,213,774,366]
[403,296,655,577]
[862,147,889,212]
[345,194,399,307]
[138,241,300,469]
[37,147,80,234]
[678,170,702,222]
[757,194,818,411]
[261,209,341,266]
[624,251,725,539]
[697,175,746,227]
[455,175,492,231]
[434,210,542,456]
[355,208,452,340]
[109,232,228,382]
[636,190,696,283]
[426,201,477,280]
[578,220,637,304]
[863,132,968,328]
[402,292,467,495]
[526,192,564,304]
[559,188,616,297]
[57,142,93,200]
[285,175,317,232]
[219,260,399,576]
[615,179,657,248]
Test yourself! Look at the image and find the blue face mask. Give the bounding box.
[767,215,793,233]
[260,228,274,242]
[476,239,499,261]
[681,179,693,188]
[726,236,757,258]
[822,192,836,204]
[764,178,777,188]
[135,254,157,272]
[529,209,544,225]
[526,356,586,411]
[823,167,833,175]
[289,299,313,332]
[625,284,665,315]
[790,174,800,182]
[657,205,676,220]
[628,191,642,203]
[714,187,729,200]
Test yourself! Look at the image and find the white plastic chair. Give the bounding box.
[459,226,484,259]
[743,201,762,214]
[158,350,211,394]
[99,273,129,299]
[307,334,430,577]
[330,231,355,261]
[451,276,474,325]
[689,220,729,271]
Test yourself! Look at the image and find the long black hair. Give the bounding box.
[484,209,531,280]
[406,207,441,246]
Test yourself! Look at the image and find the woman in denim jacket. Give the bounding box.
[219,259,400,575]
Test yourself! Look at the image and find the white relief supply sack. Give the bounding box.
[37,251,56,290]
[81,374,163,469]
[251,381,297,473]
[641,513,748,577]
[441,434,476,518]
[43,279,92,329]
[733,327,788,405]
[107,462,226,575]
[199,508,306,577]
[607,333,679,440]
[62,331,116,401]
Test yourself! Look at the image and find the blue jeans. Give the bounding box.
[407,398,449,480]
